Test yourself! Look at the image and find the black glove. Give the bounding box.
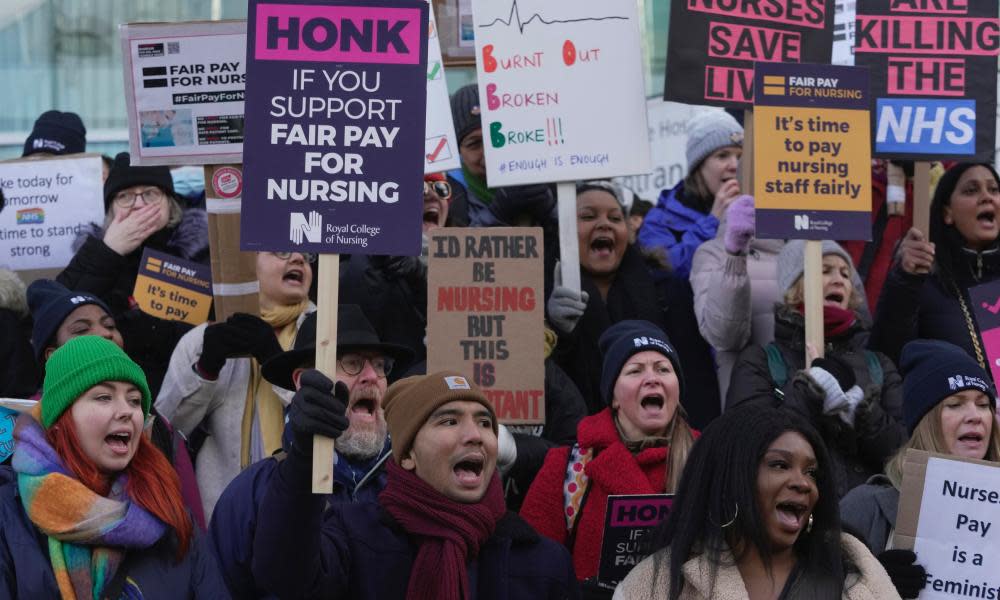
[286,370,350,458]
[489,184,556,224]
[198,313,283,377]
[811,355,856,391]
[877,549,926,598]
[368,254,426,282]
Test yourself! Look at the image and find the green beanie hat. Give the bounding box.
[41,336,151,428]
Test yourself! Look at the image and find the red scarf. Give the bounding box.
[796,304,857,338]
[379,460,506,600]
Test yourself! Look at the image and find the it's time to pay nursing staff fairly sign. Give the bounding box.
[240,0,429,256]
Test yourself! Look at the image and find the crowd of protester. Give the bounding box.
[0,83,997,599]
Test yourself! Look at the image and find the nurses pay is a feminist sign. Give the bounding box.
[241,0,429,256]
[754,63,871,240]
[470,0,650,186]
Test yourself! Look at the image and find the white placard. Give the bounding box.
[832,0,855,66]
[425,4,461,173]
[471,0,650,186]
[121,21,246,166]
[613,100,721,202]
[913,456,1000,598]
[0,155,104,271]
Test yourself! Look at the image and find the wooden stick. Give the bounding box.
[912,162,931,235]
[556,182,581,292]
[741,108,754,194]
[803,240,825,362]
[312,254,339,494]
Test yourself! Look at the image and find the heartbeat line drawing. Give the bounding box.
[479,0,628,33]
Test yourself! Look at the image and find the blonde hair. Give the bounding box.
[103,194,183,232]
[666,415,695,493]
[885,401,1000,488]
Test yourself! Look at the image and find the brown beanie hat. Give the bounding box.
[383,370,498,463]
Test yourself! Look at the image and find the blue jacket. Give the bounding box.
[210,444,391,598]
[637,182,719,278]
[251,456,580,599]
[0,482,228,599]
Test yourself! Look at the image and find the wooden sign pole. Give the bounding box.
[557,182,581,292]
[803,240,825,362]
[312,254,339,494]
[741,109,754,193]
[913,161,931,235]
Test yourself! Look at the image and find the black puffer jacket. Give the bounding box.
[550,244,721,429]
[728,306,907,499]
[870,246,1000,368]
[56,209,209,397]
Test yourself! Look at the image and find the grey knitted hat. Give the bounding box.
[777,240,856,295]
[685,110,743,172]
[450,84,481,145]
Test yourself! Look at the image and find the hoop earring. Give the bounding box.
[710,503,739,529]
[806,514,814,534]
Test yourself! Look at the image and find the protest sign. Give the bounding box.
[0,155,104,272]
[598,494,674,588]
[967,279,1000,384]
[133,248,213,325]
[470,0,650,186]
[240,0,429,257]
[204,164,260,321]
[664,0,834,107]
[0,399,35,463]
[894,450,1000,599]
[754,62,871,240]
[832,0,856,65]
[612,100,720,202]
[855,0,999,161]
[427,227,545,424]
[121,21,247,166]
[424,3,460,173]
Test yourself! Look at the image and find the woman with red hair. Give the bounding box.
[0,335,227,598]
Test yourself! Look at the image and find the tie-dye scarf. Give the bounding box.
[12,413,166,600]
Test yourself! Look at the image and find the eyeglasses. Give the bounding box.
[424,180,452,200]
[113,187,164,208]
[270,251,317,263]
[339,353,393,378]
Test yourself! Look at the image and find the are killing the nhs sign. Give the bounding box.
[874,99,976,156]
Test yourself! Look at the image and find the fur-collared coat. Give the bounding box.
[612,533,900,600]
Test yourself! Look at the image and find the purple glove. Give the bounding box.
[724,195,755,255]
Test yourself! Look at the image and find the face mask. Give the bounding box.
[171,166,205,198]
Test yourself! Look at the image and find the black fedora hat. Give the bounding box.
[262,304,414,391]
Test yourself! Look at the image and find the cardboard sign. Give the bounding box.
[240,0,429,256]
[598,494,674,588]
[753,62,872,240]
[121,21,247,166]
[612,100,720,202]
[133,248,213,325]
[855,0,999,161]
[470,0,650,186]
[427,227,545,424]
[0,154,104,272]
[664,0,834,108]
[424,3,461,173]
[894,450,1000,598]
[968,279,1000,385]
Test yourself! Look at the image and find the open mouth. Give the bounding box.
[640,394,665,410]
[348,389,380,424]
[775,501,808,531]
[824,291,845,305]
[105,432,132,453]
[453,455,485,486]
[977,209,996,227]
[423,203,441,226]
[590,236,615,256]
[283,269,304,284]
[959,432,984,444]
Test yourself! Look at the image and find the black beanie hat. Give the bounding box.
[22,110,87,157]
[900,339,996,434]
[27,279,113,361]
[599,319,685,406]
[450,84,481,145]
[103,152,175,211]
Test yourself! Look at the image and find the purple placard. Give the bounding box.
[754,62,870,109]
[598,493,673,588]
[968,279,1000,384]
[240,0,429,256]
